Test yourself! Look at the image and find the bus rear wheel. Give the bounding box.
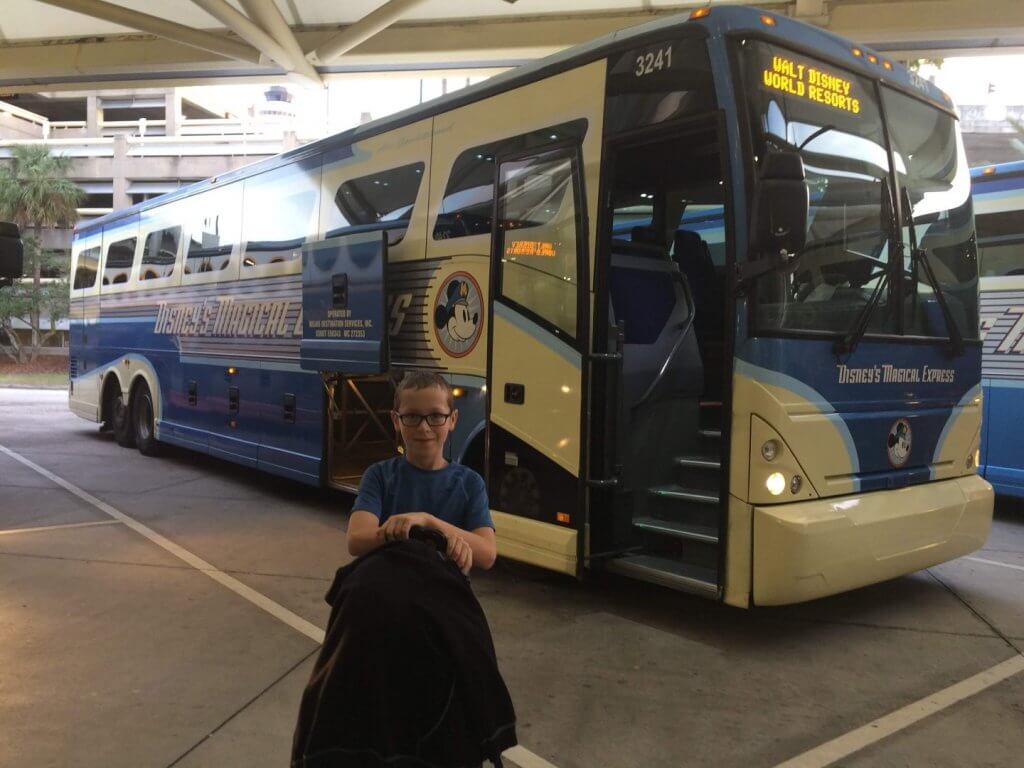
[112,393,136,448]
[132,382,161,457]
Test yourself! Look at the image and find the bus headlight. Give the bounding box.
[790,475,803,494]
[766,472,786,496]
[761,440,780,462]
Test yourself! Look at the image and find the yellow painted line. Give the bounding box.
[774,654,1024,768]
[0,443,325,644]
[966,556,1024,574]
[0,442,560,768]
[0,520,121,537]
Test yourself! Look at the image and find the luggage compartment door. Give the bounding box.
[300,230,388,373]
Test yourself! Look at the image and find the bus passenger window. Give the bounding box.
[325,162,424,246]
[433,120,589,241]
[977,210,1024,277]
[498,153,579,337]
[434,148,496,240]
[184,185,241,275]
[73,246,100,289]
[242,162,320,269]
[103,237,137,285]
[140,226,181,281]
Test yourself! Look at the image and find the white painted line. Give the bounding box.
[774,654,1024,768]
[966,556,1024,574]
[2,443,560,768]
[503,745,561,768]
[0,519,121,537]
[0,443,560,768]
[0,443,325,644]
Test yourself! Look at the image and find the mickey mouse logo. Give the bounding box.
[433,272,482,358]
[887,418,912,468]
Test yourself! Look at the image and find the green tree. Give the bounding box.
[0,145,83,361]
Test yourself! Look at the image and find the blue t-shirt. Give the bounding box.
[353,456,494,531]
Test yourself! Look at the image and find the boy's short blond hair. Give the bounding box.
[394,371,454,411]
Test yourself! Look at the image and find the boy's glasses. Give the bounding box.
[395,411,452,427]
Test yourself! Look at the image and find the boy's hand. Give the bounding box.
[447,535,473,575]
[379,512,433,543]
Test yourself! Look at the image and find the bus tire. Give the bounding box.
[132,381,161,457]
[113,394,136,448]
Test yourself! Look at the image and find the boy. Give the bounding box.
[346,371,497,574]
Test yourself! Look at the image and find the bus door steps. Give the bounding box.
[648,484,719,505]
[632,516,719,544]
[697,427,722,440]
[605,554,719,598]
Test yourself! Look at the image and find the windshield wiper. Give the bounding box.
[902,188,965,356]
[833,180,898,356]
[834,269,890,356]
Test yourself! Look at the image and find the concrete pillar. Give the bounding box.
[164,89,182,137]
[86,95,102,137]
[112,135,130,211]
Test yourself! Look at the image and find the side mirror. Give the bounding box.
[751,151,808,256]
[0,221,24,287]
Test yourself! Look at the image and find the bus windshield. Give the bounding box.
[743,40,896,336]
[883,86,979,341]
[741,40,979,343]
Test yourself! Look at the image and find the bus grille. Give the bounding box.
[69,357,79,378]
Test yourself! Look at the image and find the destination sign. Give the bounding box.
[762,55,861,115]
[506,240,557,258]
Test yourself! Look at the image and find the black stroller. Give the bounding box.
[292,526,517,768]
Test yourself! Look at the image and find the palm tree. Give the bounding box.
[0,144,83,360]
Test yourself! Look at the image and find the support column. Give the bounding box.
[86,95,102,137]
[112,135,130,211]
[164,89,181,137]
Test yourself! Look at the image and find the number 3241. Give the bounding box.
[635,46,673,77]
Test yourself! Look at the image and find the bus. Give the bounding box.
[973,160,1024,498]
[68,5,992,607]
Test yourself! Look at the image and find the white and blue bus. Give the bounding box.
[974,160,1024,498]
[69,6,992,606]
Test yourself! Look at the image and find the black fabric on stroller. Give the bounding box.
[291,538,517,768]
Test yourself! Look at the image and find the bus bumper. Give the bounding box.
[752,474,993,606]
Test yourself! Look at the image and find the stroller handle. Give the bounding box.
[408,524,448,555]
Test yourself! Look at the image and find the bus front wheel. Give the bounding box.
[132,382,161,457]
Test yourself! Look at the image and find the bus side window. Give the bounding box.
[977,210,1024,277]
[102,235,138,286]
[325,162,425,246]
[139,226,181,282]
[73,245,100,289]
[242,161,320,270]
[434,147,496,240]
[183,184,241,276]
[432,120,589,241]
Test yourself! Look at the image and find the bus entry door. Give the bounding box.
[301,230,388,373]
[486,147,588,577]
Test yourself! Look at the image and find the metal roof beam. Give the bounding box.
[240,0,323,85]
[191,0,323,87]
[35,0,261,64]
[308,0,432,65]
